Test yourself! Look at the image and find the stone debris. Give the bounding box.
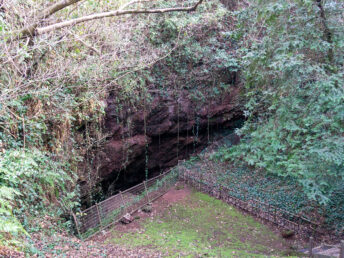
[301,243,342,258]
[142,203,153,213]
[121,213,134,224]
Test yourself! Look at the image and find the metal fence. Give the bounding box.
[178,163,319,236]
[73,160,320,240]
[73,169,178,240]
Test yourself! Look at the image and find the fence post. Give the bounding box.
[120,191,127,214]
[340,240,344,258]
[163,175,167,192]
[243,192,246,211]
[218,184,221,199]
[177,160,180,179]
[219,185,222,199]
[309,236,314,257]
[96,203,103,230]
[297,217,300,233]
[183,163,186,184]
[199,173,201,191]
[143,180,151,203]
[71,211,82,240]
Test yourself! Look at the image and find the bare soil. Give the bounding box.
[100,185,191,234]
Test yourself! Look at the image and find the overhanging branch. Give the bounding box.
[19,0,84,37]
[37,0,203,35]
[14,0,203,38]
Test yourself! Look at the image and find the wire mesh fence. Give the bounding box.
[73,169,179,240]
[178,162,319,236]
[73,159,319,240]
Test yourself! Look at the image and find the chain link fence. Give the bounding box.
[178,161,319,236]
[73,169,178,240]
[73,159,320,240]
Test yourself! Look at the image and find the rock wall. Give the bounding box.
[79,84,243,198]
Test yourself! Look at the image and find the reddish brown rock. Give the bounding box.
[80,86,243,197]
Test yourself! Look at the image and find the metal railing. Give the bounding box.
[73,169,178,240]
[73,160,320,240]
[179,163,319,236]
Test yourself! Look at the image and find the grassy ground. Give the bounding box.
[108,188,299,257]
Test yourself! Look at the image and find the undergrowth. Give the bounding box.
[219,0,344,205]
[0,149,79,251]
[0,0,238,252]
[181,132,344,236]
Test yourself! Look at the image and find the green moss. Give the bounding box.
[108,191,291,256]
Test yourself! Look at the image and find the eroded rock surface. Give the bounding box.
[81,86,243,197]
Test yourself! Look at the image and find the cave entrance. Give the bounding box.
[100,116,244,200]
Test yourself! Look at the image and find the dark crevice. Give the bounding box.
[99,116,244,199]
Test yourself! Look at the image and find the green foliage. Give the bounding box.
[220,0,344,204]
[0,186,27,245]
[0,0,240,252]
[0,149,78,247]
[119,0,239,104]
[181,137,343,235]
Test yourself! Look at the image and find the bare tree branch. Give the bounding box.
[314,0,333,63]
[67,31,101,55]
[19,0,84,37]
[16,0,203,37]
[119,0,154,11]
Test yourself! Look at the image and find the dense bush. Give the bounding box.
[0,0,234,250]
[220,0,344,204]
[147,2,239,101]
[1,0,343,250]
[0,149,78,247]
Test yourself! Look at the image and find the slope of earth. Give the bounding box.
[24,184,303,257]
[104,184,301,257]
[1,231,164,257]
[182,133,344,239]
[27,230,164,257]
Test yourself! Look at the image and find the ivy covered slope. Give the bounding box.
[220,0,344,206]
[0,0,237,252]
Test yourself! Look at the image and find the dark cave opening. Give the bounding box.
[80,85,245,208]
[99,115,244,200]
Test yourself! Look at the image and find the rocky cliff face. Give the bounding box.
[80,84,243,197]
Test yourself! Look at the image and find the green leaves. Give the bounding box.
[221,0,344,205]
[0,149,77,245]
